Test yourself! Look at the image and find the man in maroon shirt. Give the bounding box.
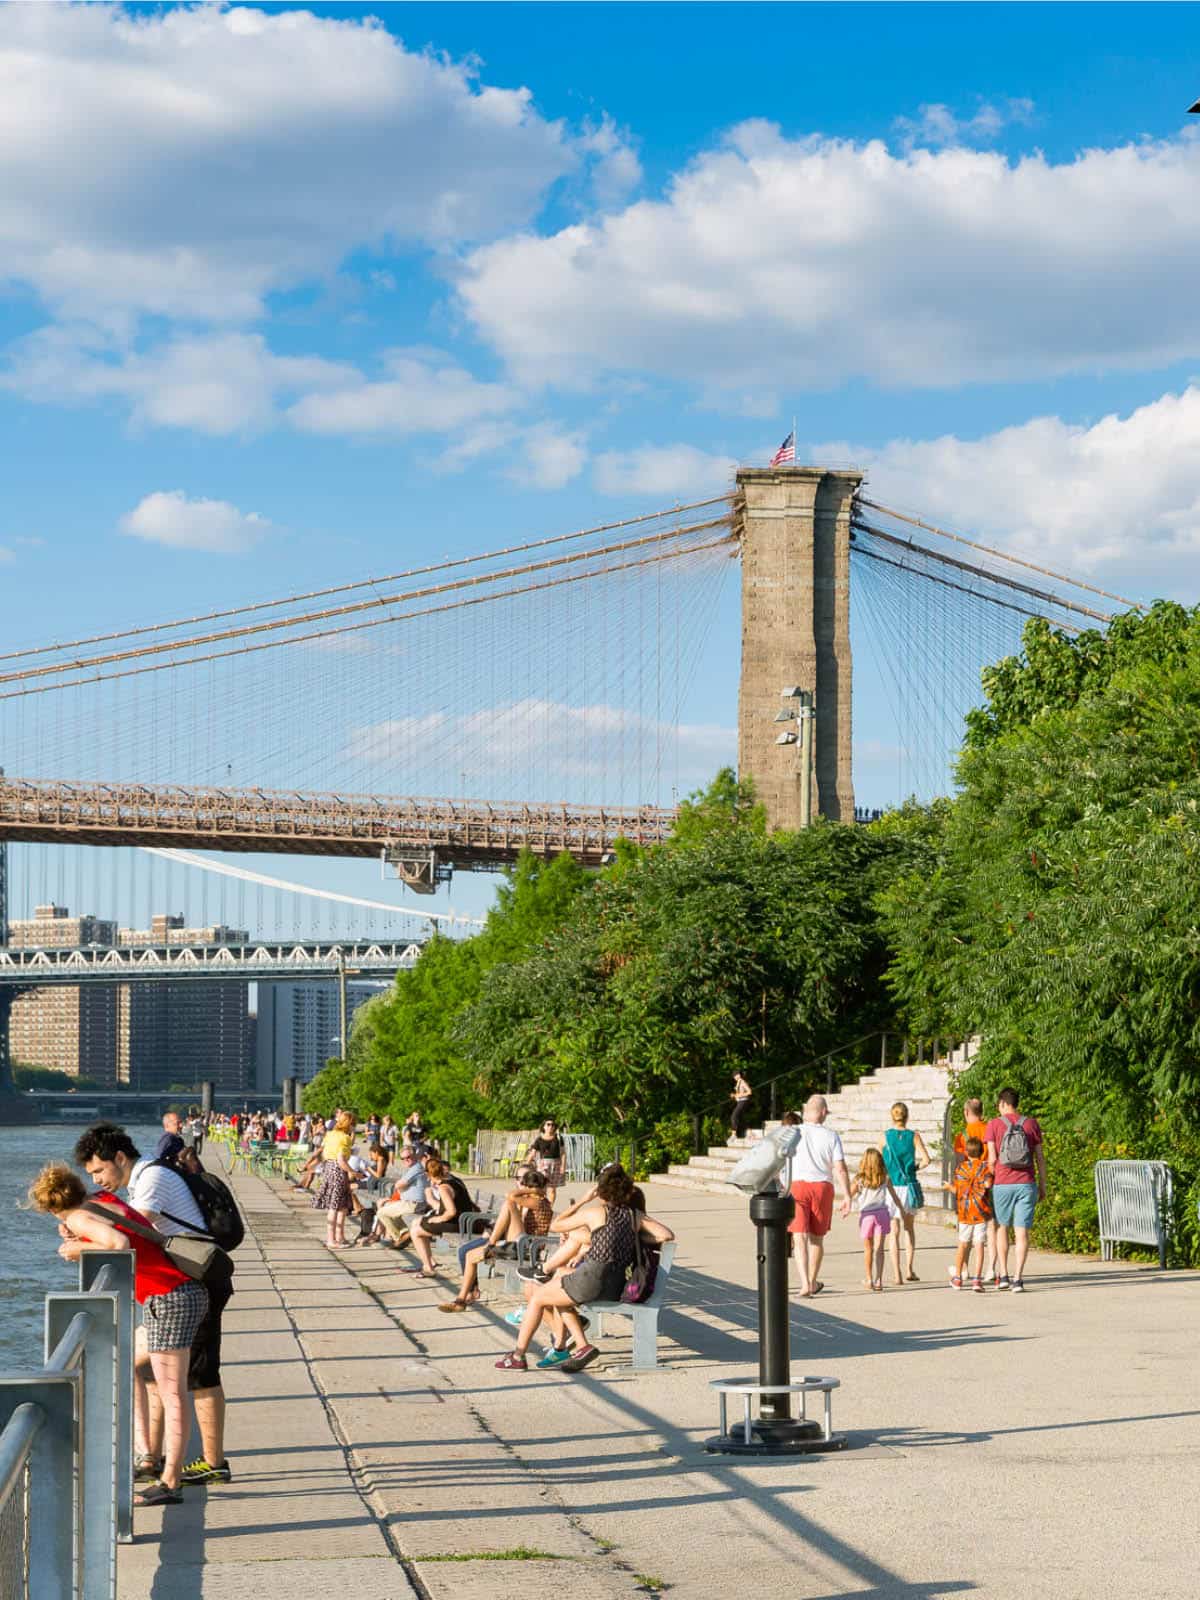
[985,1088,1046,1292]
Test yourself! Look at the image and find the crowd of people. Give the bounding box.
[25,1083,1043,1513]
[776,1089,1046,1295]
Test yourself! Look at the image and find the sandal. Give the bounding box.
[134,1453,164,1482]
[494,1351,528,1370]
[437,1298,473,1313]
[401,1268,438,1278]
[136,1480,183,1506]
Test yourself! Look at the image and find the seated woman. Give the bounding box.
[439,1170,554,1312]
[404,1160,473,1279]
[28,1162,209,1507]
[495,1166,673,1374]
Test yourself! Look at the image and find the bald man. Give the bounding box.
[787,1095,851,1297]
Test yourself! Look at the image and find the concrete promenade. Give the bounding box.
[118,1171,1199,1600]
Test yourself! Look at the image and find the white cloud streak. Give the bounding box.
[593,444,736,498]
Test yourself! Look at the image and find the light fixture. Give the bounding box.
[773,709,794,723]
[780,686,802,699]
[775,731,798,745]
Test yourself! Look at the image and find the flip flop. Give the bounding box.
[805,1281,825,1297]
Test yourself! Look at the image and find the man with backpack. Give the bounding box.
[73,1122,242,1485]
[985,1089,1046,1293]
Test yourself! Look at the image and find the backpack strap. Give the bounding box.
[81,1197,164,1246]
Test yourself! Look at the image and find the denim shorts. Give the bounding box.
[993,1183,1037,1229]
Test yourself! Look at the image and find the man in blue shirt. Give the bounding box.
[366,1149,429,1247]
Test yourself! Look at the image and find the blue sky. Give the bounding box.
[2,3,1200,928]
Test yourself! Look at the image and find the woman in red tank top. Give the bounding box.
[29,1162,208,1507]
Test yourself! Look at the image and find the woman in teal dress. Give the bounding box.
[879,1101,932,1285]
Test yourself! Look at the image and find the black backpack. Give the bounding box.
[155,1159,245,1252]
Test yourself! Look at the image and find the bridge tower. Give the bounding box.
[736,466,861,829]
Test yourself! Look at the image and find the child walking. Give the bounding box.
[942,1135,993,1292]
[851,1148,904,1292]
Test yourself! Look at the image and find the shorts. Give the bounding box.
[858,1206,891,1241]
[420,1215,459,1237]
[887,1184,922,1217]
[789,1181,834,1237]
[957,1221,989,1245]
[188,1257,234,1390]
[993,1183,1037,1229]
[562,1258,626,1305]
[144,1280,208,1353]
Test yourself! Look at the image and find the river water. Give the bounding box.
[0,1123,161,1368]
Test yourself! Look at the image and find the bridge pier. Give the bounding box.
[736,466,860,827]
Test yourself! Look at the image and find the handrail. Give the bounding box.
[0,1249,135,1600]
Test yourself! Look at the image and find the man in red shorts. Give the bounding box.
[788,1094,852,1297]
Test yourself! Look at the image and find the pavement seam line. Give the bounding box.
[251,1192,437,1600]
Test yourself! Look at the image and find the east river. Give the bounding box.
[1,1123,161,1367]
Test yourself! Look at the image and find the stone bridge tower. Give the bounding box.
[736,466,861,829]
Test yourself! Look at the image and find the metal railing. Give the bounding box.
[1095,1160,1173,1269]
[0,1250,134,1600]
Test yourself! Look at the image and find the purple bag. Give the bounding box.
[621,1218,660,1304]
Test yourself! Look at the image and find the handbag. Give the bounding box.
[84,1199,229,1286]
[621,1213,660,1305]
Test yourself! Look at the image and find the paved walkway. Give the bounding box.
[119,1170,1200,1599]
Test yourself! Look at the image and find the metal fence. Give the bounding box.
[1094,1160,1173,1268]
[0,1250,134,1600]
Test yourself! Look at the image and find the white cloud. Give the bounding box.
[119,491,272,554]
[893,98,1034,151]
[4,326,351,434]
[460,121,1200,394]
[579,115,642,208]
[507,424,587,490]
[838,385,1200,585]
[287,350,521,437]
[346,698,734,792]
[0,4,577,321]
[594,443,736,497]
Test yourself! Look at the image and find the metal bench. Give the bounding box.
[573,1241,677,1370]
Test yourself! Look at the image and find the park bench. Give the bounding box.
[571,1241,677,1370]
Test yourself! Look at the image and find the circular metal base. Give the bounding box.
[704,1420,849,1456]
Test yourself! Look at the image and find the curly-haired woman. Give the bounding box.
[28,1161,208,1507]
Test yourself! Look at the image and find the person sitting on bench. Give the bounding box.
[438,1171,554,1311]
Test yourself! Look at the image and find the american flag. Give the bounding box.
[770,430,795,466]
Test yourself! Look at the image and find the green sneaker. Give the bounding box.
[180,1457,232,1485]
[535,1346,573,1369]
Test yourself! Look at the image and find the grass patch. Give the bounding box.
[634,1577,669,1593]
[421,1548,570,1563]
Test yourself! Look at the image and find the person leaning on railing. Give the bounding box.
[28,1162,207,1508]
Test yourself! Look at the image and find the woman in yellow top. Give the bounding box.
[313,1111,355,1249]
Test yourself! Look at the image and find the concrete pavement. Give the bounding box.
[119,1170,1199,1599]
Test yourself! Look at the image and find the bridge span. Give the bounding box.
[0,935,421,989]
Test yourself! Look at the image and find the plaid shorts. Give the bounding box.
[143,1280,208,1353]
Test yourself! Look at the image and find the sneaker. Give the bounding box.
[536,1346,573,1369]
[971,1278,985,1294]
[181,1457,232,1485]
[517,1263,550,1284]
[997,1275,1011,1290]
[505,1308,525,1327]
[1011,1279,1025,1293]
[948,1272,963,1291]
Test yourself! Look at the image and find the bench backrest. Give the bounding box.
[642,1240,676,1308]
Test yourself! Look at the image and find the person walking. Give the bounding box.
[850,1148,904,1292]
[528,1119,566,1203]
[985,1088,1045,1292]
[313,1110,356,1249]
[787,1095,852,1297]
[729,1072,753,1142]
[879,1101,932,1284]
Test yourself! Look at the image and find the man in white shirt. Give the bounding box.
[73,1122,234,1487]
[786,1095,852,1298]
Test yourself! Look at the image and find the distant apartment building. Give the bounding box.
[9,905,120,1082]
[254,979,386,1096]
[117,914,252,1092]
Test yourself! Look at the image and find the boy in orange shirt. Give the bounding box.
[954,1099,995,1281]
[941,1136,992,1292]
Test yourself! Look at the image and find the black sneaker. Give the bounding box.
[517,1263,550,1284]
[181,1457,233,1485]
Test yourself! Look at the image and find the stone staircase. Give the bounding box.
[651,1062,955,1223]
